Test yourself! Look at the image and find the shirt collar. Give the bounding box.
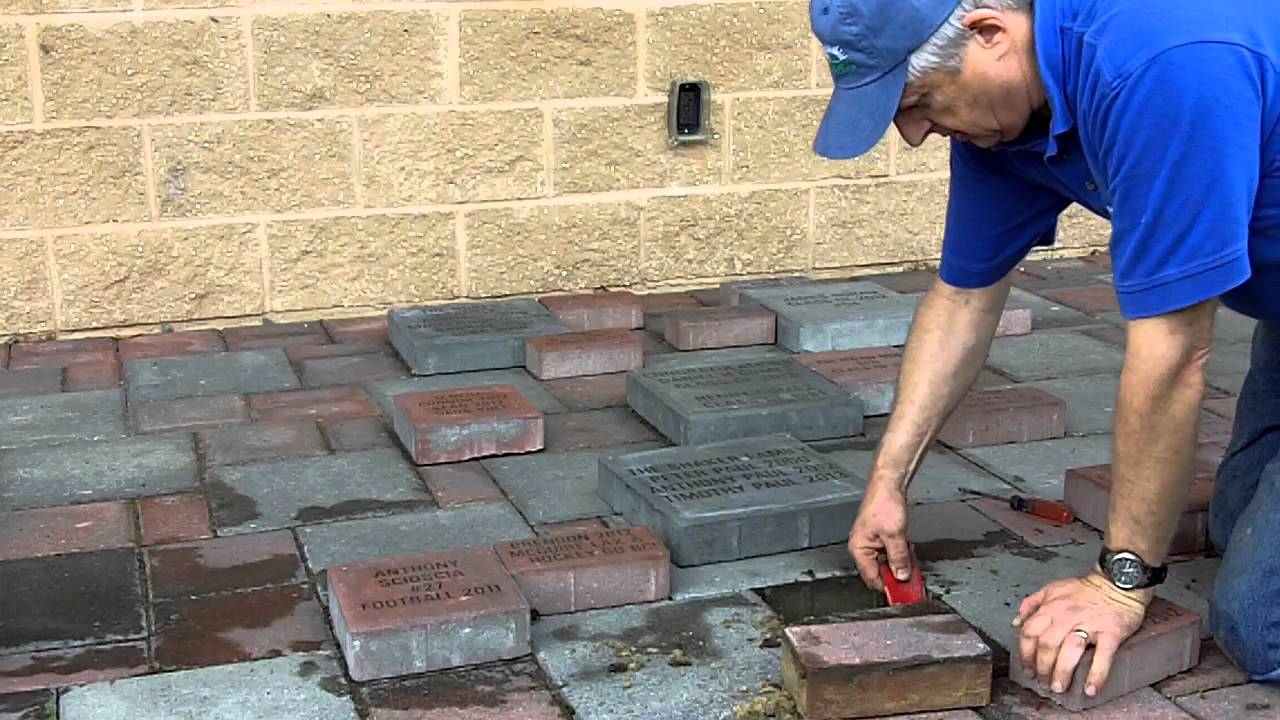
[992,0,1075,157]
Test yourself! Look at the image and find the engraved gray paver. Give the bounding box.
[958,434,1115,498]
[533,592,782,720]
[58,654,358,720]
[388,299,570,375]
[123,350,300,403]
[984,330,1125,382]
[739,281,919,351]
[598,435,861,566]
[482,443,664,525]
[0,389,127,450]
[366,369,566,417]
[0,433,197,510]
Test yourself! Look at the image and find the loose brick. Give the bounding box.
[662,305,776,350]
[249,385,379,423]
[646,3,809,93]
[539,292,644,331]
[0,368,64,401]
[388,299,570,375]
[731,95,889,182]
[460,8,635,102]
[781,613,992,719]
[131,394,248,434]
[741,281,918,352]
[0,642,148,695]
[137,494,212,546]
[1009,597,1201,711]
[795,347,902,416]
[391,385,544,465]
[494,526,669,615]
[525,329,643,380]
[323,316,388,345]
[1064,462,1215,554]
[362,110,543,205]
[320,416,395,453]
[328,546,531,681]
[146,530,305,600]
[150,118,354,218]
[0,23,30,126]
[254,11,445,111]
[300,353,408,388]
[119,330,225,361]
[937,387,1068,448]
[418,462,505,508]
[0,501,135,562]
[223,321,329,351]
[813,180,948,269]
[63,357,121,391]
[198,421,328,466]
[644,190,808,280]
[543,372,628,412]
[1,127,148,230]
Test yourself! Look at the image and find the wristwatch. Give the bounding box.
[1097,547,1167,590]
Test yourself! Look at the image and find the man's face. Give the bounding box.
[892,9,1041,150]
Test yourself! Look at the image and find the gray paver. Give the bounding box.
[1205,342,1251,395]
[533,592,782,720]
[123,350,300,403]
[1162,557,1219,637]
[985,330,1125,382]
[959,434,1115,497]
[482,443,665,524]
[0,433,197,510]
[739,281,919,351]
[626,358,863,445]
[641,345,791,369]
[0,389,127,450]
[1175,682,1280,719]
[598,435,861,566]
[58,653,358,720]
[297,501,534,591]
[670,544,857,600]
[1006,287,1096,329]
[367,369,566,418]
[821,446,1015,504]
[388,299,570,375]
[205,448,432,535]
[1214,306,1259,345]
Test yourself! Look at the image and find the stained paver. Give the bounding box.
[0,642,148,695]
[1005,287,1096,329]
[122,350,300,403]
[57,653,359,720]
[483,444,664,525]
[985,680,1196,719]
[1204,344,1251,395]
[368,370,566,418]
[136,494,213,546]
[639,344,790,369]
[958,434,1115,497]
[0,433,198,511]
[359,659,569,720]
[223,322,329,351]
[198,421,328,466]
[532,592,783,720]
[984,331,1125,382]
[0,501,135,562]
[0,389,127,450]
[145,530,306,600]
[661,305,777,350]
[418,462,506,508]
[1156,640,1250,699]
[0,689,54,719]
[319,416,395,452]
[205,448,433,535]
[0,368,63,401]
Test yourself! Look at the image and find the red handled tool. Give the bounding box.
[879,562,926,605]
[960,487,1075,524]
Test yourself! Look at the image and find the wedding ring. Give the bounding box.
[1071,628,1090,642]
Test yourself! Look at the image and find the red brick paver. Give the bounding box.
[525,329,642,380]
[533,518,608,537]
[543,373,628,411]
[8,338,115,370]
[0,642,148,694]
[118,330,225,361]
[249,385,380,423]
[662,306,777,350]
[542,407,662,452]
[223,321,329,351]
[539,291,644,331]
[63,357,121,391]
[146,530,306,600]
[323,315,389,345]
[0,501,135,562]
[361,661,567,720]
[392,385,544,465]
[131,394,249,434]
[137,494,213,546]
[418,463,506,507]
[1064,462,1214,554]
[937,386,1067,448]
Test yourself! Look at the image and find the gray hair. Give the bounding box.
[906,0,1033,82]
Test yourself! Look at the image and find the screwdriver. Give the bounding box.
[960,487,1075,524]
[879,561,926,605]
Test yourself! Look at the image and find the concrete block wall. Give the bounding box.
[0,0,1111,338]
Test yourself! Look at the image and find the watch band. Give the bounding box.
[1098,547,1167,589]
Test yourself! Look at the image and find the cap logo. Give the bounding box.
[823,44,856,76]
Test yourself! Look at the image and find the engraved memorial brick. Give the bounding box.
[794,347,902,416]
[719,275,814,306]
[392,385,544,465]
[781,613,992,719]
[937,387,1068,448]
[538,292,644,331]
[626,357,863,444]
[494,526,669,614]
[1009,597,1201,711]
[388,299,570,375]
[525,329,643,380]
[1063,462,1215,554]
[739,281,920,352]
[661,305,777,350]
[328,546,531,681]
[597,435,862,565]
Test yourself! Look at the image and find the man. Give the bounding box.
[809,0,1280,699]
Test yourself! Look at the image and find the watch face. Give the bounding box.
[1111,556,1144,589]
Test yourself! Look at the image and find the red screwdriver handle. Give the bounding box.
[880,562,926,605]
[1011,496,1075,524]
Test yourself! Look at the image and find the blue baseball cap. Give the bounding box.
[810,0,961,159]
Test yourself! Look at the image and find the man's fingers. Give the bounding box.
[883,532,913,581]
[1085,634,1121,697]
[1035,623,1070,683]
[850,536,883,591]
[1050,630,1090,693]
[1014,588,1047,627]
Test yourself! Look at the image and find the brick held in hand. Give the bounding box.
[1008,596,1201,711]
[937,386,1067,448]
[782,612,992,719]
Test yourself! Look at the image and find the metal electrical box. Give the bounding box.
[667,80,711,145]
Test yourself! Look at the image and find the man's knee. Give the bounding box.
[1210,576,1280,679]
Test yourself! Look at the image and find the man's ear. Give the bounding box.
[962,9,1011,50]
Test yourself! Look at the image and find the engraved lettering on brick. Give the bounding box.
[625,446,847,505]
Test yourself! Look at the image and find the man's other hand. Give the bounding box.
[1013,573,1149,696]
[849,481,912,591]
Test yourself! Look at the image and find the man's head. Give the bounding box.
[811,0,1043,159]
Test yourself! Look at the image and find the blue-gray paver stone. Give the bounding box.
[0,432,197,510]
[367,369,566,418]
[738,281,919,351]
[0,389,127,450]
[670,544,858,600]
[958,434,1115,497]
[58,653,358,720]
[598,435,861,566]
[718,275,814,306]
[123,350,300,403]
[205,448,432,535]
[984,330,1125,382]
[388,299,570,375]
[482,443,665,524]
[533,592,782,720]
[626,357,862,445]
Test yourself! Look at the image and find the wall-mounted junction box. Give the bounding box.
[668,80,711,145]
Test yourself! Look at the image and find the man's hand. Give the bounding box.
[1013,572,1150,696]
[849,481,912,591]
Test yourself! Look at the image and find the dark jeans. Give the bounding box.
[1209,319,1280,681]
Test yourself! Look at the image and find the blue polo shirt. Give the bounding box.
[939,0,1280,321]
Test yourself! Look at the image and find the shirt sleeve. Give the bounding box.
[937,140,1073,289]
[1089,43,1261,319]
